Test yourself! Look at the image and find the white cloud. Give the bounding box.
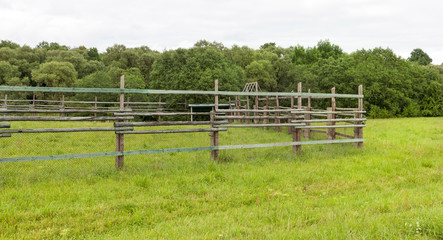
[0,0,442,63]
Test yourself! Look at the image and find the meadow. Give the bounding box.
[0,117,442,239]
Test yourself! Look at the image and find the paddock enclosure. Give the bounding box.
[0,77,365,169]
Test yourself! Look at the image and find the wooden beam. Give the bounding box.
[114,112,210,116]
[0,116,133,121]
[115,121,227,127]
[214,115,301,120]
[116,128,227,134]
[216,123,305,128]
[0,127,133,134]
[293,118,366,123]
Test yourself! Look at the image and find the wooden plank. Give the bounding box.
[0,127,133,134]
[0,86,364,98]
[296,125,365,129]
[116,128,227,134]
[115,112,210,116]
[216,109,296,113]
[216,123,305,128]
[0,123,10,128]
[0,134,11,138]
[0,139,365,163]
[291,110,366,114]
[114,121,227,127]
[292,118,366,123]
[214,115,300,120]
[0,116,133,121]
[0,109,132,113]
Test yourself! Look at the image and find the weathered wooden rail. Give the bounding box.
[0,77,365,168]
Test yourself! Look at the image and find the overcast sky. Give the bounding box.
[1,0,442,64]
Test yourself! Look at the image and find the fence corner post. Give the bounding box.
[115,75,125,170]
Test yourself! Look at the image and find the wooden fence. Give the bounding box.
[0,77,365,168]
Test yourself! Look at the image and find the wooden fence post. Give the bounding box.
[246,96,250,124]
[288,91,294,134]
[228,97,232,123]
[354,85,364,148]
[275,96,280,132]
[304,89,311,139]
[31,94,35,116]
[61,95,65,117]
[295,82,302,153]
[236,96,240,123]
[94,96,97,118]
[115,75,125,170]
[327,87,336,141]
[264,96,269,129]
[254,98,258,124]
[211,79,220,161]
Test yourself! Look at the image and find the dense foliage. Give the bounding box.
[0,39,441,117]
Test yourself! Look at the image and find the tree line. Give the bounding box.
[0,39,441,117]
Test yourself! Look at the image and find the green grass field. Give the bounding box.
[0,117,442,239]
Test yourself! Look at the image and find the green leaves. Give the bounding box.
[408,48,432,65]
[32,61,77,88]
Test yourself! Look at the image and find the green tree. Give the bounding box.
[0,40,20,49]
[408,48,432,65]
[86,47,100,61]
[75,71,115,102]
[32,61,77,87]
[150,46,244,106]
[0,61,20,84]
[245,60,276,91]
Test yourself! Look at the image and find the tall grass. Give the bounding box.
[0,117,442,239]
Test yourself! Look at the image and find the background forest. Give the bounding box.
[0,39,441,118]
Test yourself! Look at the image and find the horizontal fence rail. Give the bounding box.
[0,127,133,134]
[0,139,364,163]
[0,86,363,98]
